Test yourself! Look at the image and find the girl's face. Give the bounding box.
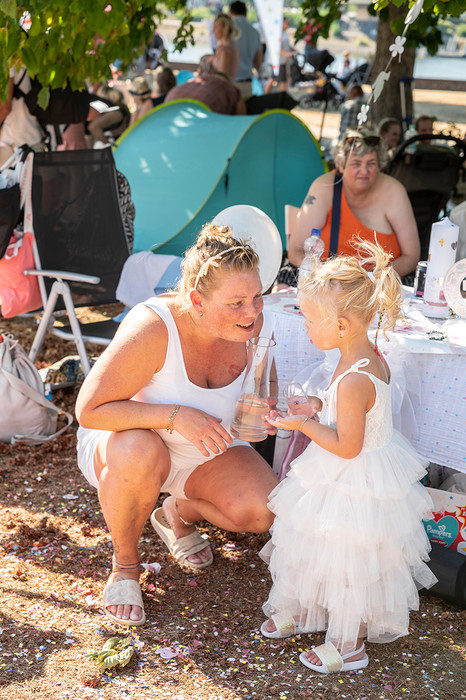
[199,268,264,342]
[383,123,401,149]
[301,297,339,351]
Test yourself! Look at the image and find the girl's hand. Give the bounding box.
[265,412,309,432]
[173,406,233,457]
[263,408,283,435]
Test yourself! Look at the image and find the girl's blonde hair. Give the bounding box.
[298,239,403,336]
[176,223,259,309]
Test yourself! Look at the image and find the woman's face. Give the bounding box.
[200,268,264,342]
[383,124,401,149]
[213,19,229,40]
[343,150,379,193]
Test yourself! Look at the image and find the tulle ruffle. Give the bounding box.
[260,429,436,649]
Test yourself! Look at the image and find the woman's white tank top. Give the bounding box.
[133,297,274,467]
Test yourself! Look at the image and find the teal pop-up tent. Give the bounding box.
[114,100,326,255]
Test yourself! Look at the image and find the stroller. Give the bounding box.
[386,133,465,260]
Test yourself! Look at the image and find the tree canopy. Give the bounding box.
[1,0,464,111]
[0,0,193,104]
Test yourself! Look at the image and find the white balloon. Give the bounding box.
[212,205,283,293]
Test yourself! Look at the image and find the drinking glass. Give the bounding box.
[283,381,310,413]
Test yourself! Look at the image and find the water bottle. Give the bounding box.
[404,123,418,155]
[298,228,325,287]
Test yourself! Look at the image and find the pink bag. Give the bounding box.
[0,232,42,318]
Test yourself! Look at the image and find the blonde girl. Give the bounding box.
[261,240,436,673]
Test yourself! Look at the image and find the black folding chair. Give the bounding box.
[25,149,130,374]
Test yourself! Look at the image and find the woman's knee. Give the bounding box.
[104,429,170,481]
[226,497,274,533]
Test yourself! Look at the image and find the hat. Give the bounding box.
[129,76,152,98]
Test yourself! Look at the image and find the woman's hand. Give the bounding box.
[174,406,233,457]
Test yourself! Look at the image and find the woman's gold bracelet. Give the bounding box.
[166,404,180,434]
[299,417,309,432]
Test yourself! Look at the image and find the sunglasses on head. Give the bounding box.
[345,135,381,147]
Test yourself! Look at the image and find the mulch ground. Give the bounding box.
[0,310,465,700]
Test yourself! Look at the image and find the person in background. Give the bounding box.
[88,86,130,146]
[145,30,165,69]
[165,56,246,115]
[264,16,294,94]
[210,13,240,81]
[229,1,263,98]
[278,128,420,286]
[128,76,154,127]
[261,240,436,672]
[338,85,366,139]
[0,68,45,167]
[378,117,402,156]
[152,66,177,107]
[338,49,351,81]
[415,114,435,137]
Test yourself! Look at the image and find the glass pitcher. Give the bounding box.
[230,336,276,443]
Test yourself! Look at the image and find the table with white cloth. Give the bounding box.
[264,289,466,474]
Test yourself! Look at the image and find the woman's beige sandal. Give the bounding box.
[103,578,146,627]
[260,613,306,639]
[299,641,369,673]
[150,507,213,570]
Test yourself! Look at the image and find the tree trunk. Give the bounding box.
[369,2,415,131]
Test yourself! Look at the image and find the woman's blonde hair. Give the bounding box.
[298,239,402,336]
[215,13,240,38]
[176,223,259,308]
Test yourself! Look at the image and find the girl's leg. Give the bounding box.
[95,428,171,623]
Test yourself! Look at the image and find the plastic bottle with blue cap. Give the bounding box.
[298,228,325,287]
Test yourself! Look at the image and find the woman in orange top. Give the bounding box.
[287,129,419,280]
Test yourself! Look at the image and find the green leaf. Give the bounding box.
[21,44,39,76]
[37,86,50,110]
[2,0,17,20]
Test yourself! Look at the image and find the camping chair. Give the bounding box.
[25,149,130,375]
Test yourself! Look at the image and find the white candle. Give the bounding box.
[424,218,459,307]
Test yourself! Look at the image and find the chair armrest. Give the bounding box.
[24,269,101,284]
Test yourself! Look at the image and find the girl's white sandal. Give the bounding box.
[299,641,369,673]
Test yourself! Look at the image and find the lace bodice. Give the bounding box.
[319,358,393,451]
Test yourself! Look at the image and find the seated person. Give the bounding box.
[128,76,154,127]
[75,223,278,626]
[152,65,177,107]
[277,128,420,287]
[338,85,366,140]
[88,86,130,146]
[415,114,435,142]
[378,117,402,156]
[165,56,246,115]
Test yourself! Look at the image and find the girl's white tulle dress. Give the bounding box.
[261,358,437,651]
